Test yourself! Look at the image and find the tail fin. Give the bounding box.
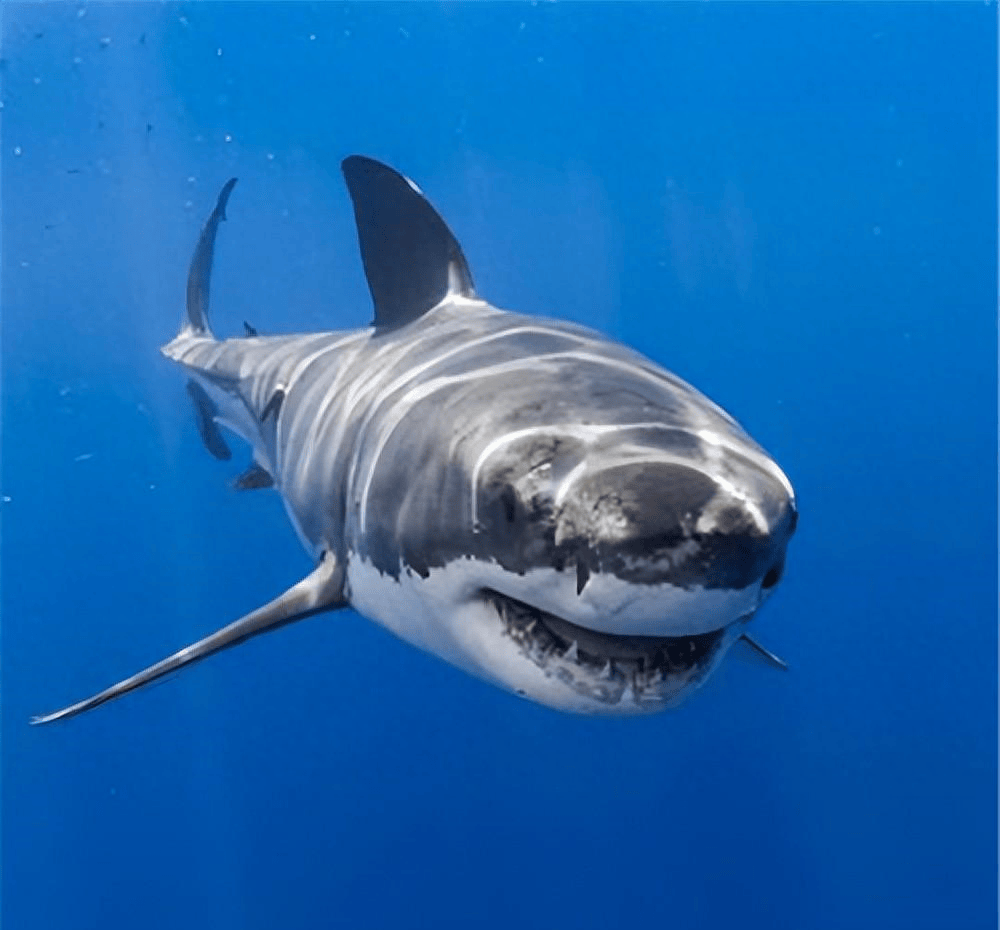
[183,178,238,337]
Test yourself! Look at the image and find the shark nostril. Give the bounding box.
[762,560,784,590]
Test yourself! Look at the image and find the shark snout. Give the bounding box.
[557,455,796,596]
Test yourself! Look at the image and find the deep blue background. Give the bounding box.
[3,4,996,929]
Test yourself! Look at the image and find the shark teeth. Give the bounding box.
[484,589,727,707]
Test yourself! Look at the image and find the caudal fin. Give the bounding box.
[183,177,238,337]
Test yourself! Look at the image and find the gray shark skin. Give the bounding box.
[33,156,797,722]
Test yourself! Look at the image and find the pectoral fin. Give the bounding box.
[187,378,231,461]
[31,555,346,724]
[234,462,274,491]
[738,633,789,671]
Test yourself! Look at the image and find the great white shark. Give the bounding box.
[33,156,797,723]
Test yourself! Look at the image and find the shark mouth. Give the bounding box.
[482,589,730,708]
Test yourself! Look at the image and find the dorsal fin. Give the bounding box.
[185,177,238,336]
[341,156,475,329]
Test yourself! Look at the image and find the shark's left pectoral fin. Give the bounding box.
[31,555,346,725]
[738,633,789,671]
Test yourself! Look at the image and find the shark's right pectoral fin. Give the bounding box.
[31,554,346,725]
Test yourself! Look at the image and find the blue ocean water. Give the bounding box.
[3,3,996,928]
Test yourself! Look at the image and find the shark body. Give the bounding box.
[34,156,796,722]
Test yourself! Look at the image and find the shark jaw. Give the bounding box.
[484,590,741,712]
[345,555,752,716]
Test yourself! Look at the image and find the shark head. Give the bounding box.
[349,397,797,715]
[460,425,796,712]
